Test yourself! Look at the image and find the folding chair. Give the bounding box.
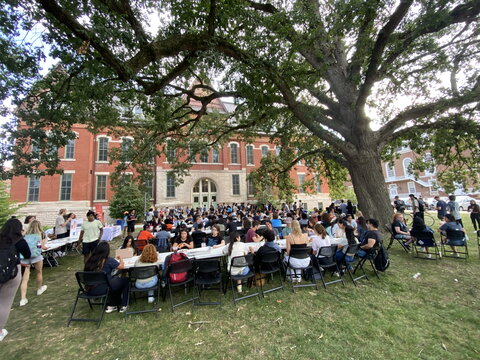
[125,265,161,318]
[284,247,318,292]
[354,246,380,279]
[385,224,409,253]
[134,239,148,253]
[165,258,197,312]
[194,257,223,306]
[477,230,480,259]
[67,272,109,328]
[315,245,344,288]
[255,250,284,297]
[441,229,469,260]
[410,230,441,261]
[344,244,369,285]
[227,254,261,304]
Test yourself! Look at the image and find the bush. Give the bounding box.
[108,182,145,221]
[0,181,21,226]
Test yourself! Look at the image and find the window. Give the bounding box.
[389,184,398,197]
[64,139,75,159]
[60,173,72,201]
[246,145,254,165]
[122,138,133,162]
[27,176,40,202]
[429,180,439,195]
[212,148,219,163]
[386,163,395,178]
[298,174,305,193]
[424,153,435,176]
[98,137,108,161]
[403,158,413,177]
[407,181,416,194]
[247,178,256,196]
[200,150,209,163]
[230,143,239,164]
[166,143,176,162]
[96,175,107,200]
[189,146,196,163]
[275,146,281,156]
[144,178,154,199]
[261,146,269,158]
[166,173,176,198]
[315,178,322,193]
[232,174,240,195]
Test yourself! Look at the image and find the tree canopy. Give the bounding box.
[0,0,479,224]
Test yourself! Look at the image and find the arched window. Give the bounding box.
[403,158,413,177]
[261,145,269,158]
[385,163,395,178]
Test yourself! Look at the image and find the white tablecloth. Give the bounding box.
[101,226,122,241]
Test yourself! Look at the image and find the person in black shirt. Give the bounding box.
[357,218,381,258]
[0,218,31,341]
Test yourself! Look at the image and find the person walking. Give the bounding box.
[446,195,463,227]
[467,200,480,231]
[78,211,104,263]
[0,218,31,341]
[434,196,447,221]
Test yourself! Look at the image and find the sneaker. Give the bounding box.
[19,298,28,306]
[105,306,117,313]
[37,285,47,296]
[419,247,426,252]
[236,285,242,293]
[119,306,127,313]
[425,254,432,259]
[453,252,460,258]
[0,329,8,342]
[148,297,154,304]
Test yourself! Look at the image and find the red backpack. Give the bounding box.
[167,252,188,283]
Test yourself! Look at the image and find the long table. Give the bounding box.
[101,225,122,241]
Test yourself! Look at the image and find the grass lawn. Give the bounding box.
[2,213,480,360]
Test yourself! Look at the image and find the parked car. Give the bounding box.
[455,196,477,211]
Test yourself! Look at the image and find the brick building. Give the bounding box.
[9,98,330,225]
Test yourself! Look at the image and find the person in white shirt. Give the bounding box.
[310,223,332,256]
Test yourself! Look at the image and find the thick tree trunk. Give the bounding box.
[346,149,393,230]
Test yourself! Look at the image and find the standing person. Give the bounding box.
[393,196,406,213]
[19,220,48,306]
[446,195,463,227]
[78,211,104,263]
[55,209,71,239]
[122,211,129,236]
[408,194,422,220]
[84,241,129,313]
[339,200,348,215]
[346,200,355,216]
[434,196,447,221]
[0,218,31,341]
[467,200,480,232]
[126,209,137,235]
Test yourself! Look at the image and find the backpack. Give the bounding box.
[167,252,188,283]
[24,234,42,258]
[374,243,390,272]
[418,200,425,212]
[0,246,19,284]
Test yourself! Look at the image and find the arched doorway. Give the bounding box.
[192,178,218,209]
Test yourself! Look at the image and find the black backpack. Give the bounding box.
[374,242,390,272]
[0,246,19,284]
[418,200,425,212]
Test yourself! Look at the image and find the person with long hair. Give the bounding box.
[84,241,129,313]
[227,232,253,293]
[133,244,159,303]
[411,216,434,258]
[310,223,332,256]
[335,225,358,270]
[19,220,48,306]
[468,200,480,231]
[120,235,137,256]
[0,218,31,341]
[172,229,193,249]
[206,225,225,248]
[284,220,310,282]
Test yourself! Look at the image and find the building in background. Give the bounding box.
[9,98,330,225]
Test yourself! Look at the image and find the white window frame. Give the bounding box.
[232,174,240,195]
[27,176,40,202]
[97,137,109,162]
[95,175,108,201]
[261,145,269,158]
[230,143,239,164]
[246,145,254,165]
[298,174,305,193]
[59,173,73,201]
[385,163,395,179]
[166,173,176,198]
[403,158,413,177]
[64,138,76,160]
[407,181,416,194]
[389,184,398,197]
[247,178,255,197]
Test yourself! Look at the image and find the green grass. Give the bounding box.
[2,213,480,360]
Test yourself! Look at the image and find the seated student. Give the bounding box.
[284,220,310,282]
[155,224,171,253]
[310,223,332,256]
[84,241,129,313]
[345,214,357,230]
[120,235,137,257]
[255,229,281,274]
[391,213,412,246]
[245,220,263,243]
[357,219,381,258]
[172,229,193,250]
[282,218,293,237]
[270,213,283,229]
[335,225,358,270]
[356,216,367,243]
[137,225,155,242]
[227,232,254,293]
[411,216,434,257]
[264,220,280,240]
[331,219,347,240]
[133,244,159,303]
[206,225,225,248]
[191,223,207,248]
[438,214,465,256]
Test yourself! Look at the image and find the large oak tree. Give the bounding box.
[1,0,479,226]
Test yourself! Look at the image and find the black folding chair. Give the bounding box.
[67,272,109,328]
[385,224,409,253]
[165,258,197,312]
[125,265,161,318]
[441,229,469,260]
[477,230,480,259]
[410,230,441,261]
[354,245,380,279]
[194,257,223,306]
[227,254,261,304]
[343,244,369,285]
[315,245,344,288]
[284,247,318,292]
[255,250,284,297]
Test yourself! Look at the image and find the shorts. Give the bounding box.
[21,255,43,265]
[446,239,465,246]
[394,234,409,240]
[82,240,100,255]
